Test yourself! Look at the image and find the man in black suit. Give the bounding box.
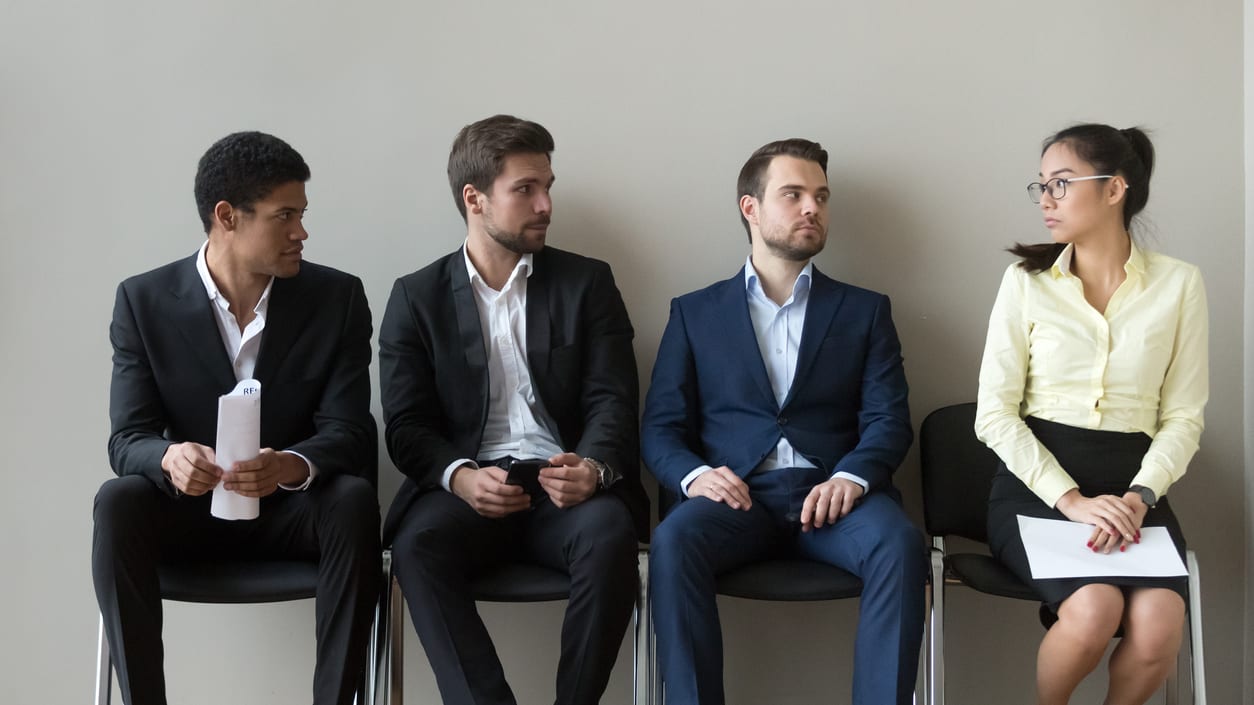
[93,132,381,705]
[380,114,647,705]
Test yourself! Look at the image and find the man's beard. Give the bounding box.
[761,223,825,261]
[484,214,548,255]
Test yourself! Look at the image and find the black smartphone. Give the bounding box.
[504,459,547,499]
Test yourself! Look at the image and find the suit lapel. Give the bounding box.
[168,256,236,389]
[450,249,490,402]
[784,268,845,407]
[524,252,551,380]
[719,270,777,409]
[254,274,315,384]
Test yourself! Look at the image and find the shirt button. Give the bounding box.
[776,348,783,355]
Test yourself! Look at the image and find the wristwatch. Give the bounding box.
[587,458,619,489]
[1129,484,1158,509]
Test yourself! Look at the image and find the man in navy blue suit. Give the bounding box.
[642,138,925,705]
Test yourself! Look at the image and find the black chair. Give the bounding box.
[94,559,382,705]
[649,486,869,705]
[920,402,1207,705]
[373,548,652,705]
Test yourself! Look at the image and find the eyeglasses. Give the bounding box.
[1026,175,1115,204]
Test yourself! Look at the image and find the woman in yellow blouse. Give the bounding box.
[975,123,1207,705]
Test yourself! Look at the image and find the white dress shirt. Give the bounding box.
[195,243,316,490]
[681,256,869,496]
[439,245,565,490]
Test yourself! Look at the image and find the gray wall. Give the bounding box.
[1,1,1246,703]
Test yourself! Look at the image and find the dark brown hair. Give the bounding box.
[1011,123,1154,273]
[447,115,554,221]
[736,138,829,240]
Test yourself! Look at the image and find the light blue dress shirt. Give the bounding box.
[680,256,869,497]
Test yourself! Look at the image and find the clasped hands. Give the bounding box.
[687,466,864,531]
[451,452,598,518]
[161,442,309,497]
[1055,488,1150,554]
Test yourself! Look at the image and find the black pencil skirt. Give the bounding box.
[987,416,1188,612]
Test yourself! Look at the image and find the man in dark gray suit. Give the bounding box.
[380,114,647,705]
[93,131,380,705]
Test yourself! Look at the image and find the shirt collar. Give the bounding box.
[463,240,533,292]
[1050,240,1145,279]
[195,241,274,315]
[744,255,812,302]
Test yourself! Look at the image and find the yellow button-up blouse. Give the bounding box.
[975,242,1208,507]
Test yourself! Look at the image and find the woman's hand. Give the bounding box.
[1055,489,1140,553]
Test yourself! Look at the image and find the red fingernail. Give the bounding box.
[1086,541,1093,548]
[1120,545,1127,552]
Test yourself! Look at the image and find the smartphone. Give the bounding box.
[505,459,547,499]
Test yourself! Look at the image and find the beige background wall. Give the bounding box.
[1,1,1246,703]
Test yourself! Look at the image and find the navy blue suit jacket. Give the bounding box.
[642,266,912,497]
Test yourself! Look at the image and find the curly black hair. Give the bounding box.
[193,131,310,233]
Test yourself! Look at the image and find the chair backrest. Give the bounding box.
[919,402,1003,543]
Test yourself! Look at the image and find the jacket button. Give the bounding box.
[777,416,788,425]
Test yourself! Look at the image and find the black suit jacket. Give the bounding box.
[108,254,378,492]
[379,245,648,542]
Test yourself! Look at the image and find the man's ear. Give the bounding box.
[213,201,237,232]
[463,184,486,216]
[739,194,759,228]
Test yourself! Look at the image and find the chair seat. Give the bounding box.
[157,560,320,604]
[716,559,863,602]
[945,553,1039,601]
[470,562,572,602]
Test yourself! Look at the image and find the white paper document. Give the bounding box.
[1017,515,1188,580]
[211,378,262,520]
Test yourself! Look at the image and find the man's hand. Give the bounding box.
[161,442,223,496]
[451,465,531,518]
[539,452,598,509]
[687,466,752,511]
[800,477,864,532]
[223,448,308,498]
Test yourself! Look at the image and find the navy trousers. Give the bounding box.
[650,467,926,705]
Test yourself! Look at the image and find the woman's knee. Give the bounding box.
[1122,590,1185,661]
[1057,585,1124,644]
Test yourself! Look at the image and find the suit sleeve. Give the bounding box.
[107,281,177,493]
[641,298,709,493]
[284,276,377,479]
[572,263,640,479]
[830,295,913,492]
[379,278,467,489]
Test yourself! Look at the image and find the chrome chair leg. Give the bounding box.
[1186,550,1206,705]
[388,564,405,705]
[928,540,945,705]
[95,614,112,705]
[634,549,651,705]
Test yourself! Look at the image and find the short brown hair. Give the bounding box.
[447,115,555,221]
[736,138,828,239]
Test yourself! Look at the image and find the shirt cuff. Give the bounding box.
[278,451,317,491]
[442,458,478,491]
[831,471,869,493]
[680,465,713,497]
[1128,466,1172,501]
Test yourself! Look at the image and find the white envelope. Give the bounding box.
[1017,515,1188,580]
[211,378,261,520]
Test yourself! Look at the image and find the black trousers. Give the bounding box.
[91,474,381,705]
[391,489,637,705]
